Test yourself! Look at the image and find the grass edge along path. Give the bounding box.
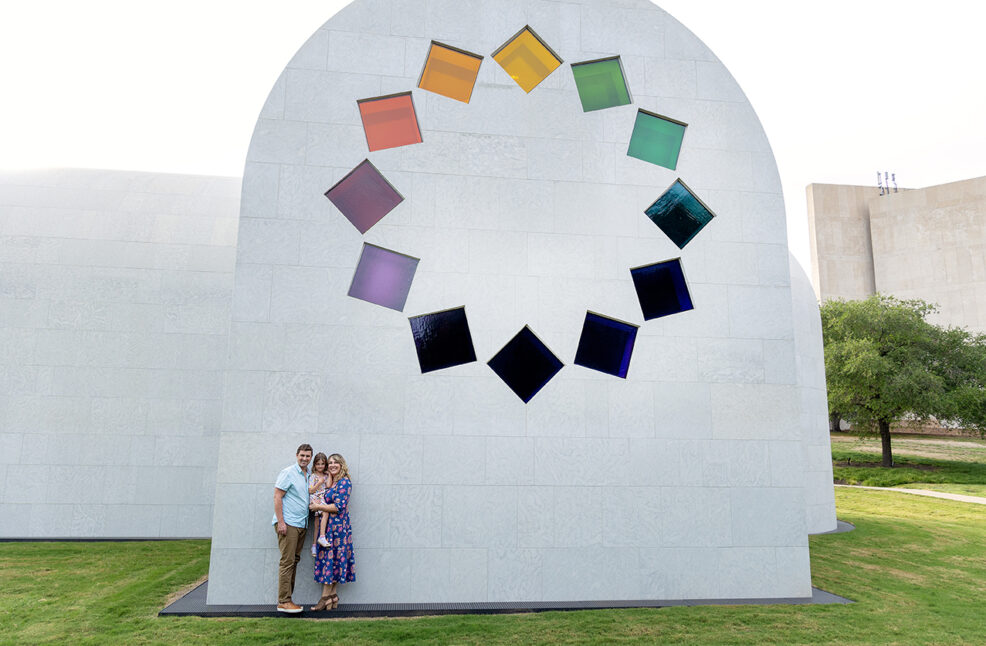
[2,488,986,645]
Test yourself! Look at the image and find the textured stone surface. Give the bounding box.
[0,168,238,538]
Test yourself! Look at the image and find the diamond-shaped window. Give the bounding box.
[492,26,562,93]
[627,109,687,170]
[357,92,422,152]
[630,258,694,321]
[324,159,403,234]
[644,179,716,248]
[571,56,631,112]
[418,41,483,103]
[573,312,638,378]
[488,326,563,403]
[348,243,419,312]
[409,307,477,373]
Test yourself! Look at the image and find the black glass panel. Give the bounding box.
[644,179,715,248]
[573,312,638,378]
[487,326,563,403]
[630,259,694,321]
[408,307,477,373]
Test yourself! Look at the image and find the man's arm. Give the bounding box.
[274,488,288,535]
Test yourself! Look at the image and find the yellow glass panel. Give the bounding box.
[419,42,483,103]
[492,27,562,93]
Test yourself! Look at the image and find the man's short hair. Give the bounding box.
[296,443,313,455]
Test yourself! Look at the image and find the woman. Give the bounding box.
[309,452,355,610]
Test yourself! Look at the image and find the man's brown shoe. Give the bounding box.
[276,601,303,613]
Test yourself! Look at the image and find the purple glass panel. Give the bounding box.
[348,243,419,311]
[325,159,404,234]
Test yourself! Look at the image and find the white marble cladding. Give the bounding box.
[209,0,814,604]
[0,168,239,538]
[790,257,837,533]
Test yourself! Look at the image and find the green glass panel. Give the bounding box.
[626,110,687,170]
[571,57,631,112]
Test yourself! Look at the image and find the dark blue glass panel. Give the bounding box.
[408,307,477,373]
[487,326,563,403]
[630,259,694,321]
[644,179,715,248]
[573,312,638,378]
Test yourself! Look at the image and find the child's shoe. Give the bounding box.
[311,543,318,557]
[317,535,330,548]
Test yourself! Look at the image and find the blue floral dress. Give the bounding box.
[313,476,355,584]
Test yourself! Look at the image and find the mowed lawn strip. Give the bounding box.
[2,489,986,645]
[831,433,986,487]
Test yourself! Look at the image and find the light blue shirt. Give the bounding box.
[272,463,310,529]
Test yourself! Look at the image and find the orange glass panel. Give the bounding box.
[418,41,483,103]
[357,92,423,152]
[492,26,562,93]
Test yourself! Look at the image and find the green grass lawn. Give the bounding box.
[831,433,986,487]
[3,488,986,645]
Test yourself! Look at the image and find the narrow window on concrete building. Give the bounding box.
[573,311,638,378]
[348,243,419,311]
[357,92,423,152]
[627,109,687,170]
[644,179,716,248]
[630,258,694,321]
[409,306,477,373]
[418,41,484,103]
[324,159,404,234]
[571,56,631,112]
[492,26,562,93]
[487,326,563,403]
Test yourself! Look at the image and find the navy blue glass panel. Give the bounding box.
[630,259,694,321]
[644,179,716,248]
[487,326,563,403]
[408,306,477,373]
[573,312,638,378]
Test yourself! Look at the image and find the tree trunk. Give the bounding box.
[878,419,894,467]
[829,412,842,433]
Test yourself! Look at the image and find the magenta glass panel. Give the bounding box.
[348,243,419,311]
[325,159,404,234]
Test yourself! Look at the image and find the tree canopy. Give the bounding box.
[820,295,986,466]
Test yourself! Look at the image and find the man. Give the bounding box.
[273,443,312,613]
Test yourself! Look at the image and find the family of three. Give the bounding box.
[272,444,356,613]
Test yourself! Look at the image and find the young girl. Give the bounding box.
[309,453,330,557]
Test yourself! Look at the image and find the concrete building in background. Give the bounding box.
[206,0,835,606]
[807,176,986,334]
[0,168,239,537]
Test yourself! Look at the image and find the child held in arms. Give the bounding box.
[309,453,331,557]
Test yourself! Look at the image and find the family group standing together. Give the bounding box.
[272,444,356,613]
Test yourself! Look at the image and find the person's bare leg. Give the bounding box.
[311,583,332,611]
[328,582,339,608]
[319,511,329,540]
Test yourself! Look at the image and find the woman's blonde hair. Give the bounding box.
[327,453,351,484]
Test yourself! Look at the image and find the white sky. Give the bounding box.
[2,0,985,270]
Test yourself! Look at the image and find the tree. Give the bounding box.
[820,295,986,467]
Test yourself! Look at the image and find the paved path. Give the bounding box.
[835,484,986,505]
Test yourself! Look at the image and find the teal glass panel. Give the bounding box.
[626,109,687,170]
[644,179,715,248]
[571,57,631,112]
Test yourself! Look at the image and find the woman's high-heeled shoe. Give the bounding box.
[311,596,331,611]
[329,594,339,609]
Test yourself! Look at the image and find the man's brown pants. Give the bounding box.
[276,525,307,604]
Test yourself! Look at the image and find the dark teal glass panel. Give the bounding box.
[644,179,715,248]
[409,307,477,373]
[571,57,631,112]
[574,312,637,378]
[626,109,687,170]
[630,259,694,321]
[487,326,563,403]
